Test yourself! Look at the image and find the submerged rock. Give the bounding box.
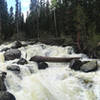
[4,49,21,61]
[11,41,22,49]
[7,65,20,72]
[27,66,34,73]
[37,62,48,69]
[69,59,83,71]
[80,61,98,72]
[17,58,28,65]
[0,91,16,100]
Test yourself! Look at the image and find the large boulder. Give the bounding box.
[69,59,83,71]
[80,61,98,72]
[11,41,22,49]
[37,62,48,69]
[17,58,28,65]
[0,72,7,91]
[4,49,21,61]
[0,91,16,100]
[7,65,20,72]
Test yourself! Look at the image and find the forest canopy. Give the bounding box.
[0,0,100,51]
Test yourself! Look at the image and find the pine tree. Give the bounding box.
[15,0,22,33]
[0,0,9,40]
[74,3,87,50]
[8,6,15,37]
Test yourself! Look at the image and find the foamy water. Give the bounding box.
[0,42,100,100]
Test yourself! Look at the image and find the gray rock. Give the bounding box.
[4,49,21,61]
[17,58,28,65]
[0,91,16,100]
[0,72,7,91]
[80,61,98,72]
[37,62,48,69]
[69,59,83,71]
[11,41,22,49]
[7,65,20,72]
[1,48,10,52]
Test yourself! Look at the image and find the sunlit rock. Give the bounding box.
[80,61,98,72]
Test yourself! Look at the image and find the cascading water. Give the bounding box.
[0,42,100,100]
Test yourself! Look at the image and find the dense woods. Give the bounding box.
[0,0,100,53]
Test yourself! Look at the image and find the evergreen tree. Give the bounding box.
[74,3,87,50]
[15,0,22,33]
[8,6,15,37]
[0,0,9,40]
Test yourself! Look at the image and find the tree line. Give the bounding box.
[0,0,100,50]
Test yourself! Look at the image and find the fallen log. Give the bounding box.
[30,56,81,62]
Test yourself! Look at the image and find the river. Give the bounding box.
[0,41,100,100]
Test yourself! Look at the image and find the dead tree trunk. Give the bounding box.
[30,56,80,62]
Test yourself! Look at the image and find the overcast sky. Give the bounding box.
[7,0,51,19]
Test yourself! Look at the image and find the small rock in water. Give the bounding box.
[4,49,21,61]
[1,48,10,52]
[80,61,98,72]
[11,41,22,49]
[37,62,48,69]
[7,65,20,72]
[69,59,83,71]
[17,58,28,65]
[0,91,16,100]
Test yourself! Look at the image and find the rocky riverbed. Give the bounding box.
[0,41,100,100]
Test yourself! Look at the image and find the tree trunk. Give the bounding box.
[77,31,81,50]
[30,56,80,62]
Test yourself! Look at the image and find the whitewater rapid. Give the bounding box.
[0,42,100,100]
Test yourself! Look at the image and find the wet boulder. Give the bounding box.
[11,41,22,49]
[37,62,48,69]
[1,48,10,52]
[0,72,7,91]
[0,91,16,100]
[7,65,20,72]
[4,49,21,61]
[69,59,83,71]
[80,61,98,72]
[17,58,28,65]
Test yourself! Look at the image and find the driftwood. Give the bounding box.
[30,56,80,62]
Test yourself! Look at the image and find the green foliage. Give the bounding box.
[0,0,100,46]
[87,34,100,49]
